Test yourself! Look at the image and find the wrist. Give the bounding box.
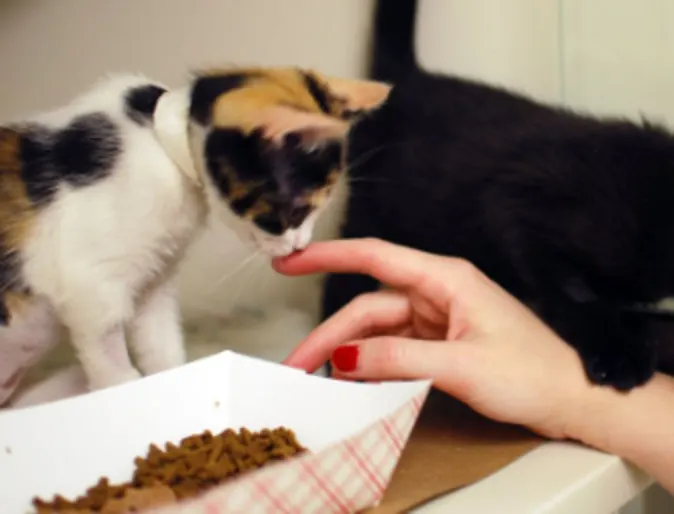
[562,380,622,451]
[564,373,674,472]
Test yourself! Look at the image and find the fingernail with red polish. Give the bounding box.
[331,345,359,372]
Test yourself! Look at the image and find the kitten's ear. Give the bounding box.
[258,105,350,147]
[254,77,391,147]
[320,76,392,113]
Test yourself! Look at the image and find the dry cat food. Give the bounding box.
[33,427,306,513]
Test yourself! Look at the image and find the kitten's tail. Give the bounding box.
[368,0,421,83]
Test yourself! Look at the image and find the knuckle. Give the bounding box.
[363,236,385,247]
[451,258,480,281]
[363,237,390,257]
[351,292,379,311]
[348,292,383,326]
[375,338,406,371]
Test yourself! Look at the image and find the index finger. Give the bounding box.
[273,238,443,291]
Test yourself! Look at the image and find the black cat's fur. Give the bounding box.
[322,0,674,390]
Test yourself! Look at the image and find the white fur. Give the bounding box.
[1,74,208,404]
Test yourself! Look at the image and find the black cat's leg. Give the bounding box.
[539,299,657,391]
[321,273,380,321]
[320,215,381,322]
[498,233,658,390]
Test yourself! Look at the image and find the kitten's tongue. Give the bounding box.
[153,88,201,187]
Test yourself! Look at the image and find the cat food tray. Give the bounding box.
[0,351,430,514]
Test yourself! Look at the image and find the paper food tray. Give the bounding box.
[0,351,431,513]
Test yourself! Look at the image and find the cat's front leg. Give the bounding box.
[539,299,657,391]
[69,324,141,391]
[59,288,141,391]
[322,273,380,321]
[128,280,186,376]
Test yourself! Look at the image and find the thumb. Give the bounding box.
[330,337,474,393]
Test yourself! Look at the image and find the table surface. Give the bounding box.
[414,441,652,514]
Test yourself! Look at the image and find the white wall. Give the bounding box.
[416,0,562,105]
[560,0,674,124]
[0,0,375,118]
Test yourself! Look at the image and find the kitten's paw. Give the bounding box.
[87,367,142,391]
[580,340,657,391]
[136,350,186,376]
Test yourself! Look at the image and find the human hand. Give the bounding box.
[272,238,594,440]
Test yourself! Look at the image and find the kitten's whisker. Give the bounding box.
[208,250,260,295]
[347,177,397,186]
[259,264,271,300]
[343,140,415,176]
[343,143,391,173]
[227,252,263,307]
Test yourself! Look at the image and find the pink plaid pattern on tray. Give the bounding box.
[151,389,429,514]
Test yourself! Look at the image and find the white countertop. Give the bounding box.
[414,442,653,514]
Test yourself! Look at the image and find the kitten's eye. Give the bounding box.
[253,213,284,235]
[283,132,302,151]
[343,109,365,120]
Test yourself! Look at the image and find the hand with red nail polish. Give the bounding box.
[274,238,582,439]
[273,239,674,494]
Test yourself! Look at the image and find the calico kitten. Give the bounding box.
[0,67,378,406]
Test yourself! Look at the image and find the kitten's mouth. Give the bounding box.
[249,229,311,258]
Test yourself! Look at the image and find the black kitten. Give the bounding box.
[322,0,674,391]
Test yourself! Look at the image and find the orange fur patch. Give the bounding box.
[206,68,352,135]
[0,128,36,250]
[3,291,31,321]
[244,198,272,220]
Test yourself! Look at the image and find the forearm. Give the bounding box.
[571,373,674,493]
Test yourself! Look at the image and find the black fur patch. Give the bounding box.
[205,127,341,233]
[0,250,21,326]
[205,128,271,186]
[20,113,121,205]
[301,72,332,114]
[229,194,259,215]
[205,129,255,198]
[286,204,311,228]
[125,85,167,125]
[253,214,284,235]
[189,74,249,125]
[53,113,120,183]
[20,126,55,205]
[0,302,7,325]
